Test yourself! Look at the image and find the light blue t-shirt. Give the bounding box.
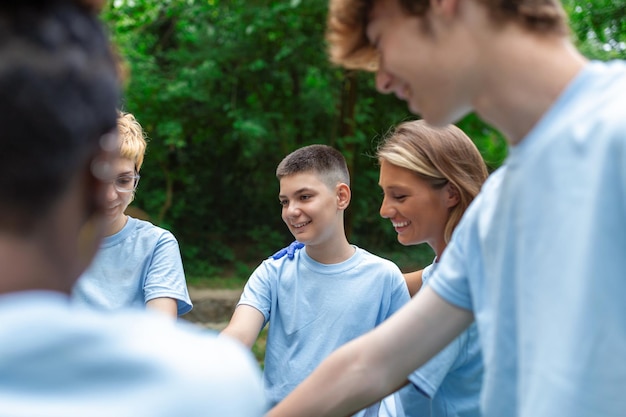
[429,60,626,417]
[238,246,410,415]
[72,216,192,316]
[0,290,265,417]
[396,262,482,417]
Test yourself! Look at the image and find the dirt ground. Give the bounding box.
[182,287,242,330]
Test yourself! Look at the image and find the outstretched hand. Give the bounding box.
[271,241,304,260]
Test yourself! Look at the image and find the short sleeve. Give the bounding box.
[387,265,411,316]
[237,261,275,325]
[143,231,192,316]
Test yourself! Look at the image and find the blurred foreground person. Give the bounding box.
[0,1,264,416]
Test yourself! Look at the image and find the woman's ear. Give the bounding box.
[445,182,460,208]
[336,183,351,210]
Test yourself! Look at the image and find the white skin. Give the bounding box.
[369,0,587,142]
[221,171,352,348]
[379,159,458,296]
[267,0,587,415]
[106,156,177,318]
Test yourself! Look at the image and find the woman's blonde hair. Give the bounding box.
[377,120,488,243]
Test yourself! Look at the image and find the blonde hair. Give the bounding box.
[117,111,147,172]
[326,0,569,71]
[377,120,488,243]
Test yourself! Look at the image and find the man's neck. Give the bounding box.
[471,26,588,145]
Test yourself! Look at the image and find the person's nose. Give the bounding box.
[379,195,393,219]
[283,201,300,218]
[105,181,119,200]
[375,69,394,94]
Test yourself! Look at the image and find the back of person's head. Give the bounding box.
[276,144,350,189]
[0,0,119,234]
[377,120,488,242]
[117,111,147,172]
[326,0,570,71]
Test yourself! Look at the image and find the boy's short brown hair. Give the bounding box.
[326,0,570,71]
[276,144,350,189]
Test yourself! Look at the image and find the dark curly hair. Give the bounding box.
[0,0,120,232]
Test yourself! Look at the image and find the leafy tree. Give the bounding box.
[102,0,620,278]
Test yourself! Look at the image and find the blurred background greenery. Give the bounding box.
[103,0,626,282]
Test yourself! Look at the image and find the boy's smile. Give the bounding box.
[279,172,341,247]
[104,156,135,236]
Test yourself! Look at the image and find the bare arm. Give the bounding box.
[220,305,265,349]
[267,286,474,417]
[146,297,178,318]
[403,270,424,297]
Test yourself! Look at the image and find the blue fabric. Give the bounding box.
[238,246,410,415]
[397,263,482,417]
[429,61,626,417]
[0,291,265,417]
[72,216,192,316]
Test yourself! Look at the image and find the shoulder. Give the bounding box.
[0,294,265,416]
[354,247,392,265]
[247,254,294,283]
[564,61,626,136]
[128,216,179,243]
[353,247,404,277]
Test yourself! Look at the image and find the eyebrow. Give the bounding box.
[378,183,410,191]
[278,187,315,199]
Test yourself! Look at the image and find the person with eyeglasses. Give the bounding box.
[72,111,192,319]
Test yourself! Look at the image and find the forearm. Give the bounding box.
[220,305,265,349]
[220,325,257,349]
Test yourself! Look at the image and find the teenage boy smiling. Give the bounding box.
[222,144,410,416]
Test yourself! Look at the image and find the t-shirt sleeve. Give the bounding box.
[237,261,274,325]
[143,231,192,316]
[387,263,411,316]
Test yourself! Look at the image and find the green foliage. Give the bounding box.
[566,0,626,59]
[102,0,625,276]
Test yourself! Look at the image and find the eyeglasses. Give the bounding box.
[109,174,141,193]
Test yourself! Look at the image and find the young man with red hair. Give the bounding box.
[268,0,626,416]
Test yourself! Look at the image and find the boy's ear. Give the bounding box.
[336,183,351,210]
[445,182,460,208]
